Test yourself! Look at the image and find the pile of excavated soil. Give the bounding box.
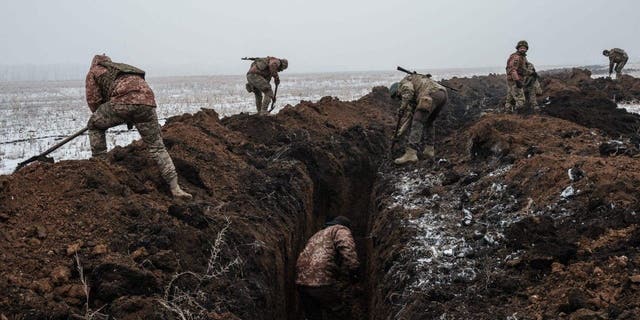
[0,89,395,319]
[370,71,640,320]
[3,69,640,320]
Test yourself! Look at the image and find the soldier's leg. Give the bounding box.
[505,82,515,113]
[247,74,273,114]
[299,286,324,320]
[134,106,192,200]
[421,90,447,158]
[513,86,526,111]
[254,91,263,112]
[615,60,627,79]
[394,110,423,165]
[87,102,125,157]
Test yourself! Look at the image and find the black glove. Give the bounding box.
[126,122,134,130]
[515,80,524,89]
[274,77,280,86]
[531,72,538,78]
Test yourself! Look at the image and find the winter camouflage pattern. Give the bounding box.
[246,73,274,113]
[607,48,628,79]
[296,225,359,287]
[85,54,156,112]
[87,103,178,183]
[506,52,528,82]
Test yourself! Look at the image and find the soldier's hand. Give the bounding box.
[515,80,524,89]
[126,122,134,130]
[274,77,280,85]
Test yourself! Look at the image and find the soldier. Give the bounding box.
[296,216,359,320]
[603,48,629,79]
[505,40,529,113]
[523,62,542,109]
[245,56,288,115]
[390,73,448,165]
[85,54,192,200]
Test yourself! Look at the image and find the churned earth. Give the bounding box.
[1,69,640,319]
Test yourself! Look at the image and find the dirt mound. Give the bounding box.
[0,88,394,319]
[4,70,640,319]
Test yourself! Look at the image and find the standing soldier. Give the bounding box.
[244,56,288,115]
[85,54,192,200]
[390,73,448,165]
[505,40,529,113]
[603,48,629,80]
[296,216,360,320]
[523,62,542,110]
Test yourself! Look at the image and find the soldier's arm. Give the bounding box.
[85,71,102,112]
[508,56,521,81]
[269,59,280,82]
[399,82,415,112]
[609,58,614,75]
[334,228,360,272]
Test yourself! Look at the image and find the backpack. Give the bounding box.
[95,61,146,99]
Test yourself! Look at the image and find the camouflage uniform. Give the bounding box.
[505,51,528,112]
[394,74,448,164]
[523,62,542,108]
[245,57,287,114]
[606,48,628,79]
[85,54,191,199]
[296,222,359,320]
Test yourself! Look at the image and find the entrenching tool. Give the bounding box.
[268,83,279,113]
[14,127,89,173]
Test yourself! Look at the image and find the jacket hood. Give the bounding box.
[91,54,112,67]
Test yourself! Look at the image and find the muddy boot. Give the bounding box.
[422,145,435,159]
[169,177,192,200]
[394,147,418,165]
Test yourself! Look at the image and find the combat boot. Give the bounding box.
[169,177,192,200]
[422,145,435,159]
[394,147,418,165]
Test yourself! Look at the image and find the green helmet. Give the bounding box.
[389,82,400,98]
[279,59,288,71]
[516,40,529,49]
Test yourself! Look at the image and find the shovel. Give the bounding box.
[14,127,88,173]
[267,82,279,113]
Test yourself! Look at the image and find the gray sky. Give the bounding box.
[1,0,638,76]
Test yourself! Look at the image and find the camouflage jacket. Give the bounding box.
[247,56,282,82]
[506,52,528,82]
[398,74,445,111]
[295,225,360,286]
[608,48,628,63]
[85,55,156,112]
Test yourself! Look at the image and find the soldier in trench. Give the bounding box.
[85,54,192,200]
[244,56,288,115]
[390,72,448,165]
[296,216,360,320]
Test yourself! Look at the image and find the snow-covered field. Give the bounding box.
[1,65,639,175]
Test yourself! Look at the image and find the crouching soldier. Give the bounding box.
[390,73,448,165]
[244,56,288,115]
[296,216,360,320]
[85,54,192,200]
[603,48,629,80]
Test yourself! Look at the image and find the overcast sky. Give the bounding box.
[0,0,638,76]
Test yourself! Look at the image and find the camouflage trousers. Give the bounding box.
[87,102,178,183]
[406,90,447,150]
[246,73,273,113]
[505,81,525,112]
[614,59,628,79]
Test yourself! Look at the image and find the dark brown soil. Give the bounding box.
[3,69,640,320]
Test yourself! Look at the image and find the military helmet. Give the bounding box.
[325,216,352,229]
[602,50,610,56]
[279,59,288,70]
[516,40,529,50]
[389,82,400,99]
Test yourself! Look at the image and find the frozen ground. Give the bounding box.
[1,65,638,174]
